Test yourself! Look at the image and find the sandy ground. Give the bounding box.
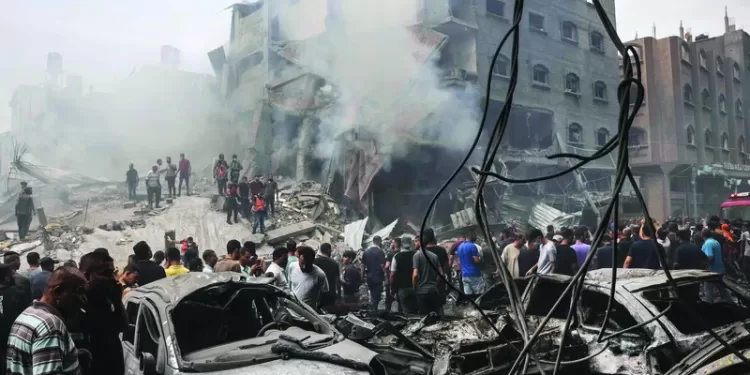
[77,196,265,267]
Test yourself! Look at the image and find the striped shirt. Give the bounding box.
[6,301,81,375]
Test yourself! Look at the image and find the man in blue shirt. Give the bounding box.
[701,228,732,302]
[456,232,484,298]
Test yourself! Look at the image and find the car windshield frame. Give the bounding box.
[163,281,340,372]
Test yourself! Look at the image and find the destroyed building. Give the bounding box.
[208,0,625,233]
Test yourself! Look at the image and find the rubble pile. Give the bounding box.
[97,218,147,231]
[274,180,346,231]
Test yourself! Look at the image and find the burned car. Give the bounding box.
[340,269,750,375]
[121,272,387,375]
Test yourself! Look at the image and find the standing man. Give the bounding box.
[132,241,166,286]
[701,228,732,302]
[225,182,240,225]
[145,165,161,209]
[384,237,401,313]
[164,248,189,277]
[251,193,266,234]
[21,252,41,279]
[412,245,443,315]
[156,158,166,204]
[571,228,591,267]
[265,247,289,289]
[15,187,35,241]
[238,177,251,219]
[288,246,329,311]
[623,223,662,270]
[178,153,191,196]
[673,229,707,270]
[265,175,278,217]
[164,156,178,199]
[125,163,138,201]
[214,156,229,197]
[390,236,417,313]
[4,252,31,308]
[6,267,87,375]
[30,257,56,301]
[341,251,362,303]
[314,243,339,309]
[525,229,556,276]
[229,154,243,184]
[0,263,28,373]
[249,175,264,198]
[201,250,218,273]
[361,236,386,311]
[456,232,485,298]
[214,240,243,273]
[422,228,450,305]
[500,234,526,277]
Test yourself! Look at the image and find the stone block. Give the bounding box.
[123,202,137,209]
[266,221,317,245]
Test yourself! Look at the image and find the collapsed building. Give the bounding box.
[208,0,626,235]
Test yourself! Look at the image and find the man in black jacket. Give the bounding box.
[80,251,127,375]
[132,241,165,286]
[0,262,30,373]
[314,243,339,309]
[390,236,418,314]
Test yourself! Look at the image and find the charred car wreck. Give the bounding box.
[335,269,750,375]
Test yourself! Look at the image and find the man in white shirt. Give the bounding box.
[202,250,217,273]
[265,247,289,289]
[288,246,328,310]
[145,165,161,209]
[525,228,556,275]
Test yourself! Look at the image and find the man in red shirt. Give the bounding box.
[178,153,191,196]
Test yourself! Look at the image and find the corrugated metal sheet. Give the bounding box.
[528,203,580,231]
[344,217,368,251]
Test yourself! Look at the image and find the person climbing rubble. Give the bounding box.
[251,192,266,234]
[178,153,191,196]
[145,165,161,209]
[229,154,243,184]
[225,182,241,225]
[214,154,229,196]
[264,175,278,217]
[165,156,178,199]
[15,187,35,241]
[125,163,138,200]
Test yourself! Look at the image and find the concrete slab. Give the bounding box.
[123,202,137,209]
[266,221,316,245]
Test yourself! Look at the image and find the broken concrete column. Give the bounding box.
[164,230,176,251]
[296,116,314,180]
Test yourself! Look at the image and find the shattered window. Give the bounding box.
[686,126,695,146]
[681,43,691,64]
[739,136,746,154]
[596,128,609,147]
[701,89,710,108]
[565,73,580,93]
[568,123,583,145]
[532,64,549,85]
[486,0,505,18]
[717,56,725,75]
[594,80,607,100]
[124,301,138,344]
[683,84,693,104]
[493,55,510,77]
[705,129,713,146]
[529,13,545,32]
[629,127,646,146]
[590,31,604,52]
[699,50,708,69]
[736,99,744,117]
[642,283,750,335]
[719,94,727,113]
[722,133,730,150]
[562,21,578,42]
[526,278,571,319]
[580,290,641,333]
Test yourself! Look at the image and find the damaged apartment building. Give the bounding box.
[209,0,621,232]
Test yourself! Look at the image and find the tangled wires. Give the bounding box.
[417,0,750,374]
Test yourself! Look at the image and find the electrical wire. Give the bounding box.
[416,0,750,373]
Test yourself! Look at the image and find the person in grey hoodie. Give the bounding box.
[15,187,35,240]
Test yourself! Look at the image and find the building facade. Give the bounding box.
[625,11,750,220]
[474,0,621,217]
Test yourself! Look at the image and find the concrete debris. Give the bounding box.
[97,219,147,232]
[265,221,318,245]
[344,217,368,251]
[364,219,399,248]
[123,201,137,209]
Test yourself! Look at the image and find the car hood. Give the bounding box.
[665,323,750,375]
[175,340,377,375]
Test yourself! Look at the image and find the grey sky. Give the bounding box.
[1,0,748,131]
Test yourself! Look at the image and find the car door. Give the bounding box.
[122,299,144,375]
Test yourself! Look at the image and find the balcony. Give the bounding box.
[418,0,478,35]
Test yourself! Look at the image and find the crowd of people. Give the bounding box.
[126,153,192,208]
[214,154,278,233]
